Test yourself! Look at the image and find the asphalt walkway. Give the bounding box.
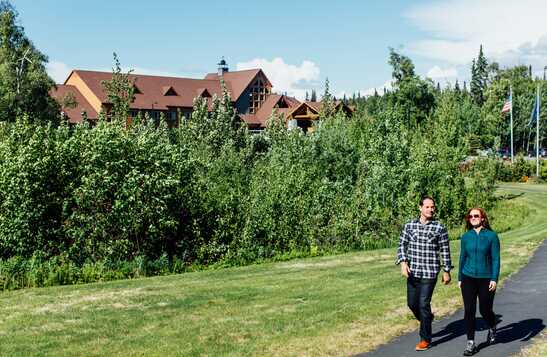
[356,239,547,357]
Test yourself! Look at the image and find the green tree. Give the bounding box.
[310,89,317,102]
[388,48,415,85]
[0,1,58,123]
[101,53,135,123]
[470,45,488,105]
[386,49,436,127]
[319,77,336,119]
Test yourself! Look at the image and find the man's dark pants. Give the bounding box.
[407,276,438,342]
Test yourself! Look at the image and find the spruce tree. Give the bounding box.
[310,89,317,102]
[470,45,488,105]
[319,77,335,119]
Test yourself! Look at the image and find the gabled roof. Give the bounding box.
[68,70,223,110]
[287,102,320,120]
[242,94,301,127]
[49,84,99,123]
[304,100,353,113]
[204,69,271,102]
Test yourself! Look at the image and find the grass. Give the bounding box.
[0,183,546,356]
[513,331,547,357]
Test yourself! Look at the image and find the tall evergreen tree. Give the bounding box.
[310,89,317,102]
[319,77,336,118]
[470,45,488,105]
[0,1,58,123]
[454,80,461,95]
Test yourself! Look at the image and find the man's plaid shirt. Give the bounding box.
[396,218,453,279]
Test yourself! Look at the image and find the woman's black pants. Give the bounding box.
[461,274,496,340]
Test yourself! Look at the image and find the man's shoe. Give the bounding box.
[487,327,497,344]
[415,340,430,351]
[463,340,477,356]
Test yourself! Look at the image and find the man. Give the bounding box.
[396,196,453,351]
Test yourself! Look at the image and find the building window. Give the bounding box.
[248,76,269,114]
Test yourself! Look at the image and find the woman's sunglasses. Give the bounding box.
[468,214,481,219]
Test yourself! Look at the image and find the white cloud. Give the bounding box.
[405,0,547,67]
[236,57,320,100]
[47,61,72,83]
[362,80,393,97]
[426,66,458,80]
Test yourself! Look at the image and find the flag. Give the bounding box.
[501,95,511,113]
[529,98,538,126]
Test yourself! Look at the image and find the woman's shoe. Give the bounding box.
[463,340,477,356]
[487,327,497,344]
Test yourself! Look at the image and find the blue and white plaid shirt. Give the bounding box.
[396,218,453,279]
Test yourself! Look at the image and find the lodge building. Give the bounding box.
[50,59,353,132]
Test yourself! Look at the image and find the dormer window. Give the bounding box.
[162,86,178,96]
[133,84,143,94]
[275,96,289,109]
[196,88,211,98]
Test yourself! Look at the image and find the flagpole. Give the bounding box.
[537,83,541,177]
[510,86,514,163]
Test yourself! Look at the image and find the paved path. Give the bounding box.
[356,239,547,357]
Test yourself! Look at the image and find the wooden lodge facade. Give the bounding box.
[50,59,353,132]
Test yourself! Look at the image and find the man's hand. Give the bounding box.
[489,281,497,291]
[442,271,451,285]
[458,281,462,289]
[400,262,410,278]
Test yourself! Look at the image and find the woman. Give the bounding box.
[458,207,500,356]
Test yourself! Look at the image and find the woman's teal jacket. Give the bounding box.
[458,228,500,282]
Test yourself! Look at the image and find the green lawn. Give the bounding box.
[0,183,546,356]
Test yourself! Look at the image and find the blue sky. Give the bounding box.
[11,0,547,99]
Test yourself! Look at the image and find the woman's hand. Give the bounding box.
[489,281,497,291]
[458,281,462,289]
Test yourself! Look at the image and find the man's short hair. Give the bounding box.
[420,195,435,206]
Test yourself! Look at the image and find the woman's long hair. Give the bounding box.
[465,207,492,230]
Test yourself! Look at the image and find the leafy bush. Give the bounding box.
[0,88,498,290]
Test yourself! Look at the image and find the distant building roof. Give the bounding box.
[204,69,271,101]
[49,84,98,123]
[67,70,224,110]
